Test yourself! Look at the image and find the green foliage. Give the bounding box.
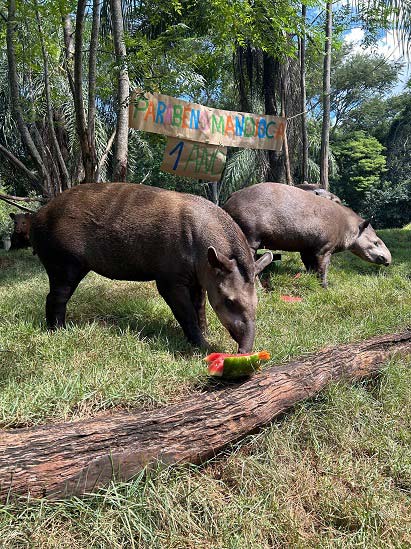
[331,53,402,128]
[0,197,13,239]
[362,179,411,229]
[332,131,387,209]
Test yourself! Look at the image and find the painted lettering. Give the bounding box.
[225,115,235,135]
[258,119,267,138]
[199,110,210,131]
[155,101,167,124]
[169,140,185,170]
[211,114,225,134]
[244,117,255,137]
[190,109,200,130]
[182,106,191,129]
[235,116,245,136]
[144,100,155,122]
[275,121,286,139]
[172,105,183,126]
[266,121,276,138]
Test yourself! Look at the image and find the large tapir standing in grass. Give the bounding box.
[223,182,391,288]
[30,183,272,352]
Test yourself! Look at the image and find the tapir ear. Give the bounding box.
[208,247,234,272]
[255,251,273,275]
[9,213,15,220]
[358,219,370,234]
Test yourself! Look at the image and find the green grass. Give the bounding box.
[1,227,411,547]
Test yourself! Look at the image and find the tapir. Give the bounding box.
[9,212,32,250]
[30,183,272,352]
[223,182,391,288]
[295,183,342,204]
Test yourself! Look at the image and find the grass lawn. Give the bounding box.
[0,227,410,547]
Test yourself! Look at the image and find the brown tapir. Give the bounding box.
[9,212,32,250]
[223,182,391,288]
[30,183,273,352]
[295,182,342,204]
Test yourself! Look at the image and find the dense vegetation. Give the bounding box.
[0,0,410,226]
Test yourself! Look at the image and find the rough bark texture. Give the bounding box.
[300,4,308,183]
[320,1,332,190]
[6,0,51,197]
[74,0,97,183]
[1,331,410,500]
[111,0,129,181]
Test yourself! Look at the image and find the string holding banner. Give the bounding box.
[129,91,286,152]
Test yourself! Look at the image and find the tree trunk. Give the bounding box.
[281,61,292,185]
[35,1,71,192]
[320,1,332,190]
[111,0,129,181]
[87,0,101,178]
[6,0,51,197]
[74,0,97,183]
[263,52,283,182]
[1,331,410,500]
[300,4,308,183]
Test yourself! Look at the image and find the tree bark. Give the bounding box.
[0,331,410,500]
[6,0,51,197]
[35,1,71,191]
[87,0,101,179]
[300,3,308,183]
[110,0,129,181]
[74,0,97,183]
[320,1,332,190]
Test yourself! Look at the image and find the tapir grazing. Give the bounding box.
[30,183,272,352]
[295,183,342,204]
[9,212,32,250]
[223,182,391,288]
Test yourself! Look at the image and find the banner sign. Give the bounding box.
[161,137,227,181]
[130,91,286,151]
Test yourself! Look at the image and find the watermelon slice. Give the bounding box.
[206,351,270,379]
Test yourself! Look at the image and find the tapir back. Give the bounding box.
[32,182,253,282]
[223,182,359,253]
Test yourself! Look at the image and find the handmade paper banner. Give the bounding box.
[129,91,286,151]
[161,137,227,181]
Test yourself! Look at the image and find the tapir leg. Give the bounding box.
[316,252,332,288]
[46,261,88,329]
[300,251,318,272]
[191,286,207,334]
[156,280,209,348]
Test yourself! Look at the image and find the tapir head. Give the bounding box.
[350,220,391,266]
[205,247,272,353]
[9,212,32,249]
[10,212,31,235]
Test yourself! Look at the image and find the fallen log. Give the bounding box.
[1,331,410,500]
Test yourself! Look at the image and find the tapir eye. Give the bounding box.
[225,297,235,309]
[374,241,379,246]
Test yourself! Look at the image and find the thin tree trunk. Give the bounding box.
[281,61,292,185]
[87,0,101,180]
[300,3,308,183]
[0,143,42,188]
[320,1,332,190]
[35,1,71,192]
[74,0,96,182]
[1,331,410,500]
[61,12,75,98]
[111,0,129,181]
[96,129,116,182]
[6,0,51,197]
